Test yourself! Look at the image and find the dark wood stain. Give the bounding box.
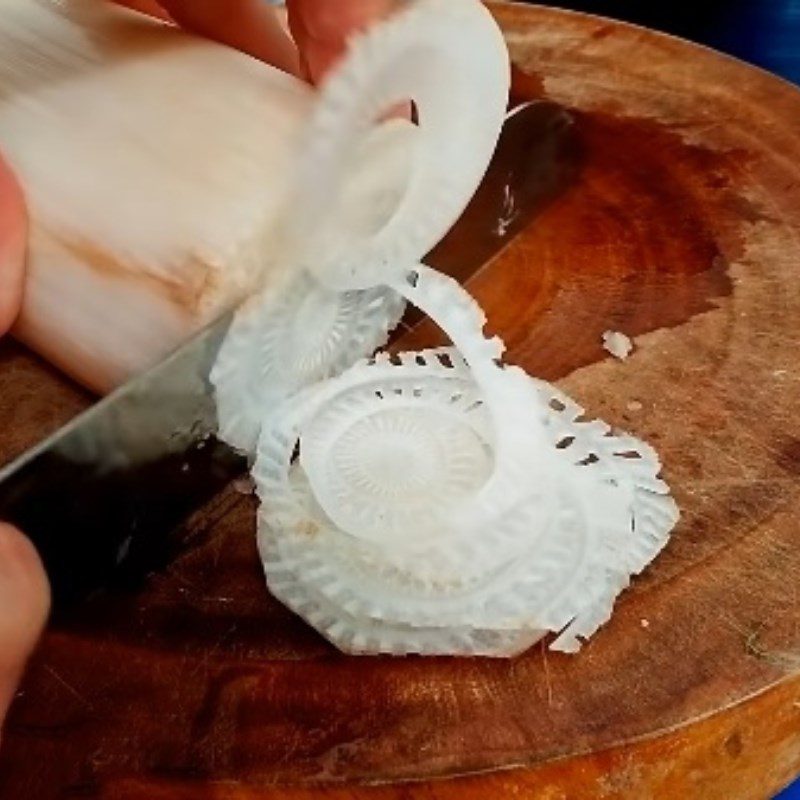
[724,730,744,759]
[426,100,580,285]
[510,62,546,103]
[400,101,738,382]
[776,436,800,476]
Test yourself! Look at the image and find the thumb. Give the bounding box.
[0,524,50,728]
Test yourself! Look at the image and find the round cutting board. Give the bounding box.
[1,3,800,798]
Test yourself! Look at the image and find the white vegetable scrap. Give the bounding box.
[212,0,679,657]
[602,329,634,361]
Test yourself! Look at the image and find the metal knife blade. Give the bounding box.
[0,312,247,608]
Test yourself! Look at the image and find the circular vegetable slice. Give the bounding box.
[287,0,510,290]
[252,345,678,651]
[211,269,404,454]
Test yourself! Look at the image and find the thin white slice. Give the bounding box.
[286,0,510,290]
[261,528,545,658]
[211,270,404,454]
[253,347,678,650]
[210,117,417,453]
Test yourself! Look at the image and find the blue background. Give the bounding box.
[523,1,800,796]
[528,0,800,86]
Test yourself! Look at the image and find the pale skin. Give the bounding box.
[0,0,394,734]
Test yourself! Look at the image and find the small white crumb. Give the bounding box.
[640,618,650,629]
[773,369,788,378]
[602,330,634,361]
[233,476,256,496]
[626,400,643,412]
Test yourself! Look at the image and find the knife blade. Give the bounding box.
[0,101,577,610]
[0,312,247,608]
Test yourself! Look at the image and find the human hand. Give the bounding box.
[117,0,398,84]
[1,1,398,334]
[0,524,50,733]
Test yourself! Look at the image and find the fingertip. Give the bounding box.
[0,524,50,698]
[0,522,50,624]
[112,0,172,22]
[289,0,399,84]
[290,0,396,44]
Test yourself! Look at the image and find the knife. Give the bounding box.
[0,312,247,608]
[0,101,577,609]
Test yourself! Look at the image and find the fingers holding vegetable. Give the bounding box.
[288,0,399,83]
[155,0,301,74]
[114,0,399,83]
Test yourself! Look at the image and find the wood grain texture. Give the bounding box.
[2,3,800,797]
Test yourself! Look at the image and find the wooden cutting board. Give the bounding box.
[2,3,800,798]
